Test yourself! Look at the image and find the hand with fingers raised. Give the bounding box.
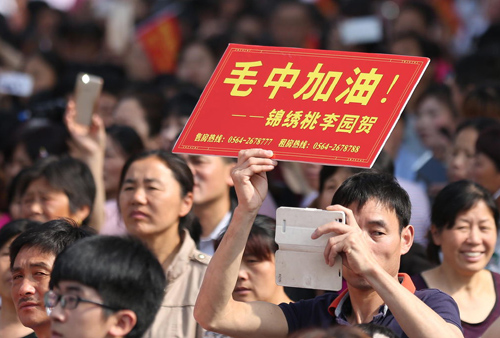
[231,149,277,214]
[65,98,106,160]
[311,204,379,277]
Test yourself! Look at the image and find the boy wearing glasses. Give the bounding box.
[46,235,166,338]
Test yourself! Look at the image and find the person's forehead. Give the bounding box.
[125,159,179,187]
[15,245,56,265]
[26,177,50,190]
[188,155,234,169]
[127,157,170,174]
[25,177,66,195]
[187,154,225,163]
[331,168,353,182]
[57,280,99,298]
[116,98,141,113]
[457,127,478,139]
[349,199,399,228]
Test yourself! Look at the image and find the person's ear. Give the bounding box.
[72,205,91,225]
[179,191,194,218]
[108,310,137,337]
[225,162,236,187]
[400,224,414,255]
[430,224,442,246]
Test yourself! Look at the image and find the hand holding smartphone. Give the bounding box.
[275,207,345,291]
[74,73,104,126]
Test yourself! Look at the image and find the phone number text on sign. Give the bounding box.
[313,143,360,153]
[227,136,273,146]
[193,133,361,154]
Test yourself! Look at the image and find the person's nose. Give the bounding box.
[18,277,36,296]
[237,264,249,281]
[186,163,198,183]
[467,226,482,245]
[26,199,43,216]
[450,153,463,170]
[131,187,147,205]
[49,301,66,322]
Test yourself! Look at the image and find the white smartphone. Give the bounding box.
[105,0,134,55]
[74,73,103,126]
[0,71,33,97]
[275,207,345,291]
[338,16,383,46]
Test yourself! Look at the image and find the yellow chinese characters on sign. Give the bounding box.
[224,62,387,107]
[223,61,262,97]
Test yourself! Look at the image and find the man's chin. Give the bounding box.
[348,279,372,291]
[232,292,255,303]
[343,271,372,291]
[19,314,50,331]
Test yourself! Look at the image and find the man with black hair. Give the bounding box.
[46,235,167,338]
[195,149,463,338]
[10,218,95,338]
[182,154,236,254]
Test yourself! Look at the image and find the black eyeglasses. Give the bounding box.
[44,290,120,311]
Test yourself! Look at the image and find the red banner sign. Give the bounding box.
[173,44,429,168]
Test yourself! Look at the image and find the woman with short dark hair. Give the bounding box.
[118,150,207,338]
[18,156,95,226]
[413,180,500,337]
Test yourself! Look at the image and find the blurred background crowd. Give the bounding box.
[0,0,499,262]
[1,0,500,337]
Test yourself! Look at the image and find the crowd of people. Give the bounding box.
[0,0,500,337]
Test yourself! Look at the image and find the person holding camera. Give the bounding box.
[194,148,463,338]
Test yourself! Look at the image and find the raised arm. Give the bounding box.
[0,38,24,70]
[194,149,289,338]
[64,99,106,231]
[312,204,463,338]
[367,265,463,338]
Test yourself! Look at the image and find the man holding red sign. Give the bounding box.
[194,149,463,338]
